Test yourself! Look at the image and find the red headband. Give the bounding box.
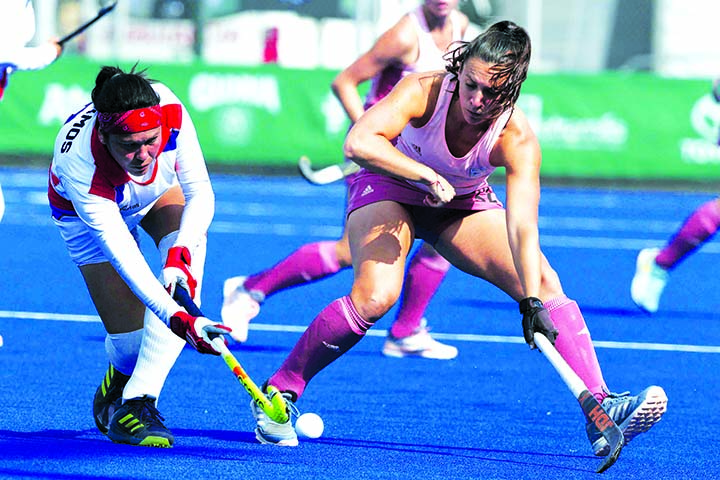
[97,105,163,134]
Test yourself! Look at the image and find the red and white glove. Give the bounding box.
[169,311,232,355]
[162,246,197,298]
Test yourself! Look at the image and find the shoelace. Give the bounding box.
[602,391,633,418]
[282,393,300,418]
[127,398,166,426]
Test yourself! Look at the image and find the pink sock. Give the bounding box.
[245,241,341,297]
[656,199,720,269]
[390,247,450,338]
[544,296,608,402]
[267,296,370,399]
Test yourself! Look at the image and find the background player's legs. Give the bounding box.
[223,221,456,354]
[383,242,457,359]
[632,197,720,313]
[222,237,347,342]
[390,243,450,337]
[657,197,720,268]
[246,239,346,295]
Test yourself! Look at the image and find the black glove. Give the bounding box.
[519,297,558,349]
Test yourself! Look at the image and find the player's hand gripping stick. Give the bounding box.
[173,286,289,423]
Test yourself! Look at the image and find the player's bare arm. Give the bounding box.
[344,72,441,185]
[331,15,419,123]
[491,107,543,298]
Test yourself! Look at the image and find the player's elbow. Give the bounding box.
[343,127,366,163]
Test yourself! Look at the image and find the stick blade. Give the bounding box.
[596,428,623,473]
[297,156,345,185]
[578,390,624,473]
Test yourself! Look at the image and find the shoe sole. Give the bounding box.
[382,343,458,360]
[594,386,668,456]
[107,427,173,448]
[254,428,298,447]
[109,435,173,448]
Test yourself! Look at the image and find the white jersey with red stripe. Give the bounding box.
[396,74,512,196]
[48,83,214,324]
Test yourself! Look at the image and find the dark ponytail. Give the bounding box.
[91,63,160,114]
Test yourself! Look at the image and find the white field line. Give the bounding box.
[2,311,718,354]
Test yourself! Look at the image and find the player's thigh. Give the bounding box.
[346,201,414,319]
[436,209,525,299]
[79,262,145,334]
[437,209,562,300]
[140,185,185,246]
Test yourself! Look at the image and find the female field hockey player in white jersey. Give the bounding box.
[248,21,668,455]
[222,0,467,359]
[48,65,230,447]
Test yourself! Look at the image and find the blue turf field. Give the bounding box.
[1,166,719,479]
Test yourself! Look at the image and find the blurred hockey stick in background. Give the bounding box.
[298,155,360,185]
[59,1,118,46]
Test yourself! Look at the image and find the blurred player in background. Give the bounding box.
[49,64,230,447]
[0,0,63,102]
[248,21,667,452]
[631,79,720,313]
[222,0,468,360]
[0,0,64,347]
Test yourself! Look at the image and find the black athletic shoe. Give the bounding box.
[93,364,130,434]
[107,396,174,447]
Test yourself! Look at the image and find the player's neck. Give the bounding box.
[421,5,451,32]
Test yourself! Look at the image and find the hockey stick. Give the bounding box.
[59,1,118,46]
[533,333,624,474]
[173,286,289,423]
[297,155,360,185]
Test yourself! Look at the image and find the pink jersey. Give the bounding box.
[363,6,462,109]
[396,74,512,196]
[48,83,214,323]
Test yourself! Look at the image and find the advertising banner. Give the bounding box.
[1,58,718,180]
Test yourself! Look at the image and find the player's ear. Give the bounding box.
[98,131,108,145]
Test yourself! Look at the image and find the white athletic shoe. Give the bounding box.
[221,276,264,343]
[382,319,458,360]
[252,391,299,446]
[630,248,669,314]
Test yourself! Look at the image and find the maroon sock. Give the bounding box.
[656,199,720,269]
[390,247,450,338]
[245,240,341,296]
[267,296,371,399]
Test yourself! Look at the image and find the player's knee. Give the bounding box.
[335,240,352,267]
[350,287,400,322]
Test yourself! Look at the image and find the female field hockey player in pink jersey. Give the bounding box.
[222,0,467,359]
[49,65,230,447]
[248,21,668,453]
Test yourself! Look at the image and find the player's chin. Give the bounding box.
[463,110,486,125]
